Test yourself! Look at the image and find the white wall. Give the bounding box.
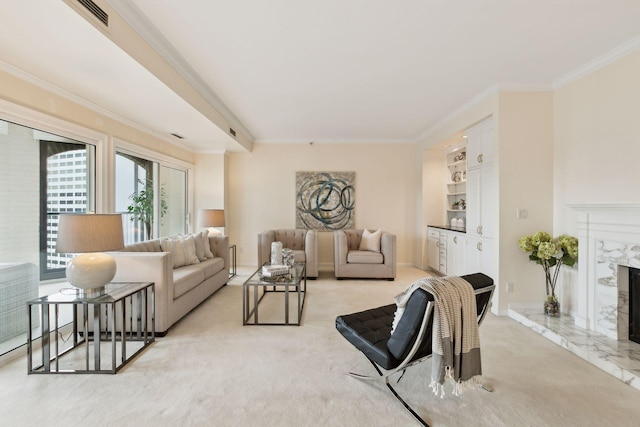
[497,92,554,311]
[194,153,226,220]
[554,49,640,315]
[226,142,421,268]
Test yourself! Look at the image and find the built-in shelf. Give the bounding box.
[446,147,467,227]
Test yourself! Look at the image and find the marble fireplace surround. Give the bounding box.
[571,203,640,340]
[505,204,640,391]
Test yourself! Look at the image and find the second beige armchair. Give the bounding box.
[333,229,396,280]
[258,229,318,278]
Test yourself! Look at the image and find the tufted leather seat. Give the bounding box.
[336,273,493,371]
[335,273,494,426]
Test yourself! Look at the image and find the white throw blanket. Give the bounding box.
[391,276,482,397]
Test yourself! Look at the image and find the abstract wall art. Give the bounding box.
[295,171,355,230]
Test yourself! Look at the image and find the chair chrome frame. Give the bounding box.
[347,284,495,427]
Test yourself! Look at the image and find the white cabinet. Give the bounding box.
[427,228,441,272]
[465,236,495,280]
[464,117,497,283]
[446,232,466,276]
[466,118,494,169]
[428,227,467,276]
[466,163,497,239]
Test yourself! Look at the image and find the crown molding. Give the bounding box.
[0,60,193,152]
[553,35,640,90]
[255,138,410,144]
[105,0,254,143]
[414,84,499,144]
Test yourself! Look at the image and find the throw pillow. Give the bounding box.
[203,231,214,258]
[359,229,382,252]
[193,230,210,261]
[161,235,200,268]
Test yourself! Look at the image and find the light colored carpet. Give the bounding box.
[2,266,640,426]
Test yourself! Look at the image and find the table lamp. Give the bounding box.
[198,209,225,235]
[56,213,125,295]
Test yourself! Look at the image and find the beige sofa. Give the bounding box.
[333,229,396,280]
[110,234,229,335]
[257,229,318,278]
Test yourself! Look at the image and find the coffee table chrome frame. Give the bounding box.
[243,263,306,326]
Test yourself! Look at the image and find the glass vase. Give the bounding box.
[544,299,560,317]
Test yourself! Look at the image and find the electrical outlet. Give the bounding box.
[506,282,514,293]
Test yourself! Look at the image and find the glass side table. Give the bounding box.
[27,282,155,374]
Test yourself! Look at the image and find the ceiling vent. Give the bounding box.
[77,0,109,27]
[229,128,236,138]
[170,133,184,140]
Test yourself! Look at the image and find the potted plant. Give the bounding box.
[127,179,167,240]
[518,231,578,316]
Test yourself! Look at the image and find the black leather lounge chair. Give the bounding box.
[335,273,495,427]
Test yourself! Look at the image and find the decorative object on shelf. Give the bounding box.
[518,231,578,317]
[296,171,355,230]
[270,241,283,265]
[453,151,466,162]
[451,171,462,182]
[282,248,295,267]
[56,213,125,296]
[458,199,466,210]
[198,208,226,235]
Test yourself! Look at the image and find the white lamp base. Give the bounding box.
[66,252,117,296]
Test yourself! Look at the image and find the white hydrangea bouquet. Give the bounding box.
[518,231,578,315]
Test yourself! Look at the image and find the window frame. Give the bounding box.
[114,139,194,238]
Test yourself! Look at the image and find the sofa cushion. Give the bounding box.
[199,257,225,279]
[173,264,206,299]
[347,250,384,264]
[161,235,200,268]
[359,229,382,252]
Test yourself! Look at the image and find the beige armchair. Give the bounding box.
[258,229,318,278]
[333,229,396,280]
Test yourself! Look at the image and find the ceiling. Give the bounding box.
[1,1,640,152]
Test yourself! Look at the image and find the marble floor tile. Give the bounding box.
[508,304,640,391]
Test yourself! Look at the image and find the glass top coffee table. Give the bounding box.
[243,263,306,326]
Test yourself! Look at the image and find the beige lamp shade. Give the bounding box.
[56,213,125,253]
[198,209,225,228]
[56,214,124,295]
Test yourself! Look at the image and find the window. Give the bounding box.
[116,151,188,244]
[39,140,96,280]
[0,118,97,356]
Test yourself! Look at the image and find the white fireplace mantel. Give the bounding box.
[570,203,640,338]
